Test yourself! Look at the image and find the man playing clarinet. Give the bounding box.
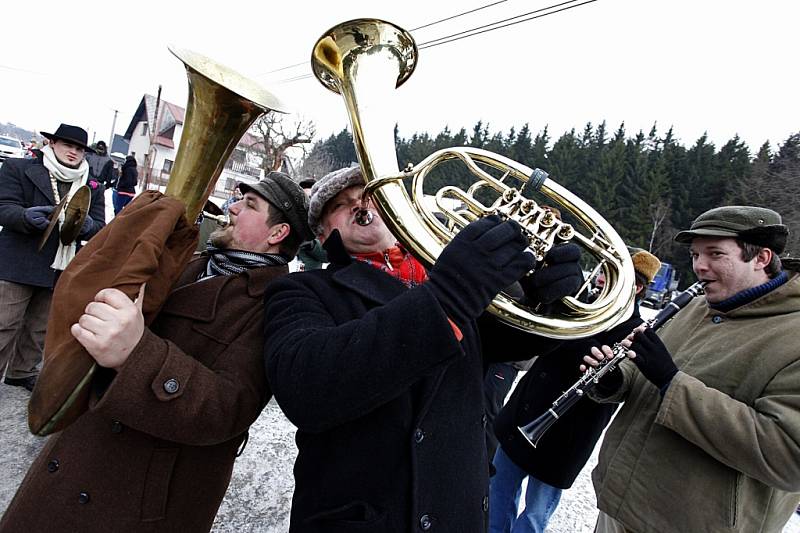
[585,205,800,533]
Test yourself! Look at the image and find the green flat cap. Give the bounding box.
[674,205,788,253]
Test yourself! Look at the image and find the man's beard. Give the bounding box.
[209,227,232,249]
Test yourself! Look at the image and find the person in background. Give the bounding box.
[85,140,114,188]
[0,123,105,392]
[295,176,327,270]
[585,206,800,533]
[113,155,138,215]
[489,249,661,533]
[262,165,583,531]
[221,184,243,214]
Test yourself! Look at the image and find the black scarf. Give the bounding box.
[199,246,288,280]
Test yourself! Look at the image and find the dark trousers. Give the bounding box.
[0,280,51,379]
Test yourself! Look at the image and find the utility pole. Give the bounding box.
[142,85,162,191]
[108,109,118,149]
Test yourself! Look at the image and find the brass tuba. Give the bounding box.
[312,19,636,339]
[166,47,287,220]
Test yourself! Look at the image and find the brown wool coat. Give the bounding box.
[0,258,283,533]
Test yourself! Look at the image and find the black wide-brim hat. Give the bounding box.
[40,124,95,154]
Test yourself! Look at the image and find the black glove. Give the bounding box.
[78,215,95,238]
[628,328,678,394]
[520,243,583,305]
[594,365,624,396]
[427,215,535,328]
[22,205,54,232]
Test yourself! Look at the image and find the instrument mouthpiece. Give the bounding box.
[355,209,374,226]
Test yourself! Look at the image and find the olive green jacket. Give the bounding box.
[592,272,800,533]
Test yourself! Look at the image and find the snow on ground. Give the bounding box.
[2,383,799,531]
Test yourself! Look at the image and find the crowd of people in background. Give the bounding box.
[1,127,799,532]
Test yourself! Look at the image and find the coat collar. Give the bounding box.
[24,159,56,204]
[323,231,408,306]
[160,258,288,321]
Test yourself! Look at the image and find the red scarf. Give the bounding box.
[353,245,428,288]
[353,245,463,341]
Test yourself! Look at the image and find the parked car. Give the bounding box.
[0,135,26,162]
[642,262,680,309]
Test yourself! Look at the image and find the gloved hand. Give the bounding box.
[78,215,95,238]
[520,243,583,305]
[427,215,535,328]
[627,327,678,394]
[22,205,54,232]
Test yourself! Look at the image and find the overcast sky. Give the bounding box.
[2,0,797,156]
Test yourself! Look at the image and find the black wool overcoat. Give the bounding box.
[0,157,106,287]
[263,231,559,532]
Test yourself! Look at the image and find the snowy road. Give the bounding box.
[2,383,799,531]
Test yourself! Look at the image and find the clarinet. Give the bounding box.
[517,281,707,448]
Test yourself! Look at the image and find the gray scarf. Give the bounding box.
[199,246,288,280]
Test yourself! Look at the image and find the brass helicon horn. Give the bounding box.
[311,19,636,339]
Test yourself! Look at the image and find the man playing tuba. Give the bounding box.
[263,165,583,532]
[0,173,312,532]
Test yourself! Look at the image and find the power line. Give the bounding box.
[418,0,594,49]
[0,64,46,76]
[409,0,509,31]
[256,0,510,78]
[272,0,599,84]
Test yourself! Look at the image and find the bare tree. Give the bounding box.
[648,198,677,257]
[248,113,316,174]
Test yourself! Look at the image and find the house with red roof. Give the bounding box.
[123,94,267,201]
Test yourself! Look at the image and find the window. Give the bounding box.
[162,159,174,173]
[141,123,148,136]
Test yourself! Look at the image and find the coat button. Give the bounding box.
[414,428,425,444]
[419,514,432,530]
[111,420,123,434]
[47,459,59,473]
[78,492,90,504]
[712,315,723,324]
[482,495,489,512]
[163,378,180,394]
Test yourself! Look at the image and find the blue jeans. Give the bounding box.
[112,190,134,215]
[489,446,562,533]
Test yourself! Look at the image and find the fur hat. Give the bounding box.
[674,205,788,254]
[307,166,364,236]
[632,250,661,285]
